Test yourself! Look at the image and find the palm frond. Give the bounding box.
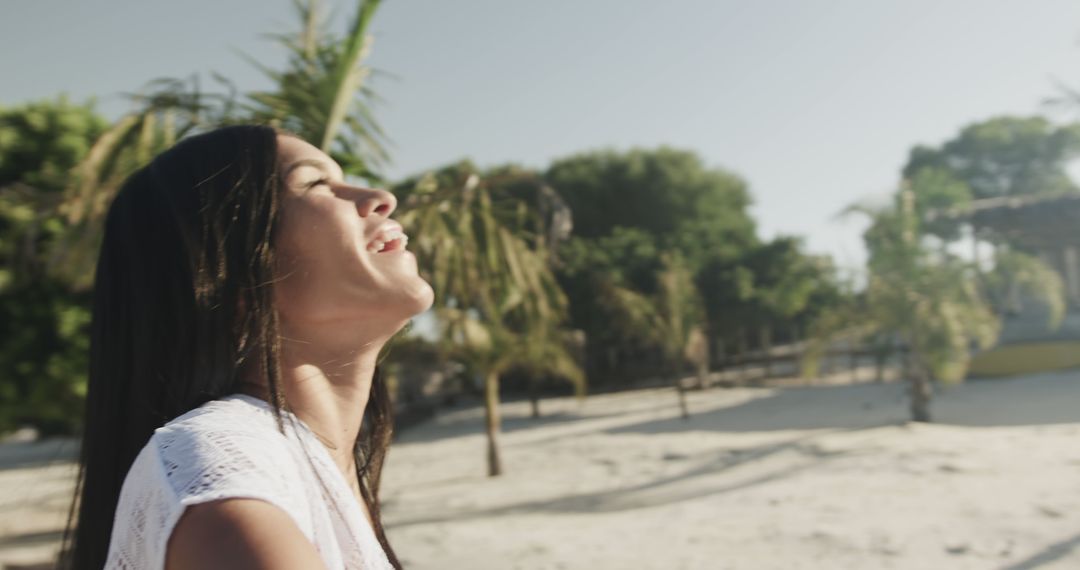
[320,0,380,150]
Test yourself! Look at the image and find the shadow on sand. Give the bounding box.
[399,370,1080,447]
[395,408,634,444]
[999,531,1080,570]
[934,370,1080,427]
[0,438,78,472]
[605,383,910,436]
[386,426,870,529]
[0,529,64,551]
[607,371,1080,436]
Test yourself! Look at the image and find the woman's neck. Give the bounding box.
[240,318,397,483]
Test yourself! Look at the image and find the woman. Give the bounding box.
[60,125,434,569]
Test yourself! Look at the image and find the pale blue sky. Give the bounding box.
[2,0,1078,267]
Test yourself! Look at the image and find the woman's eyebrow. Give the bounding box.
[283,158,338,178]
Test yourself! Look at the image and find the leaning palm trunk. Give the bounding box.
[529,379,541,419]
[686,327,710,390]
[909,363,932,422]
[737,327,750,384]
[906,326,932,422]
[759,326,774,378]
[484,370,503,476]
[674,362,690,420]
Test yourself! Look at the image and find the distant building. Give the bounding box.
[958,193,1080,307]
[932,193,1080,376]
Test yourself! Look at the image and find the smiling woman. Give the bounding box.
[60,125,433,570]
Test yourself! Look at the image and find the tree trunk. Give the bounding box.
[713,337,725,371]
[849,342,859,383]
[759,326,774,379]
[909,362,932,423]
[674,362,690,420]
[789,323,802,345]
[737,327,749,384]
[874,345,886,383]
[687,328,710,391]
[529,378,541,419]
[696,358,709,391]
[484,370,503,476]
[1007,278,1023,315]
[899,344,909,383]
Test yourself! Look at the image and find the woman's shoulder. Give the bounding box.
[147,394,309,501]
[122,394,316,531]
[158,393,285,438]
[106,396,318,568]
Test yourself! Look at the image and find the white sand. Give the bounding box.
[0,440,78,568]
[380,372,1080,570]
[6,372,1080,569]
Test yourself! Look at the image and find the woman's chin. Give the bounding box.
[370,252,433,310]
[402,277,435,315]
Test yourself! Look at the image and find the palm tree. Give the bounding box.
[654,253,707,419]
[396,169,584,476]
[596,253,704,419]
[808,185,1063,422]
[54,0,386,286]
[807,182,1067,423]
[244,0,388,180]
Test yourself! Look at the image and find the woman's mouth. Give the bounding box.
[367,226,409,253]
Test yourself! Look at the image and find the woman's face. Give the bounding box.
[272,135,434,330]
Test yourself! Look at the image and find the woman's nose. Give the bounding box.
[355,187,397,218]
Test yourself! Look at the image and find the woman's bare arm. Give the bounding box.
[165,499,327,570]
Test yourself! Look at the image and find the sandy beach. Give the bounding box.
[5,372,1080,569]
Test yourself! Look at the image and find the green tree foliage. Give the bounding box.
[0,283,91,434]
[903,116,1080,201]
[546,147,756,270]
[559,227,662,344]
[741,238,828,328]
[0,97,107,285]
[696,257,756,362]
[561,248,705,415]
[0,96,107,194]
[698,237,838,377]
[549,148,766,384]
[906,167,973,242]
[0,97,106,433]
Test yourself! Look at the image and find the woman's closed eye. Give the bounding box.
[305,177,331,190]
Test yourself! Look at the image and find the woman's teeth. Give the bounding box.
[368,229,408,253]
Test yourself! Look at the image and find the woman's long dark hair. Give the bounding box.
[59,125,402,569]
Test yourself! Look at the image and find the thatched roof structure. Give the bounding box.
[927,193,1080,249]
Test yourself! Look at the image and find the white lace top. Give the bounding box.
[103,394,394,570]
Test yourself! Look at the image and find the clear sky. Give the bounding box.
[2,0,1078,267]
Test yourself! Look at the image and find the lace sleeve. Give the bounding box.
[105,423,315,570]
